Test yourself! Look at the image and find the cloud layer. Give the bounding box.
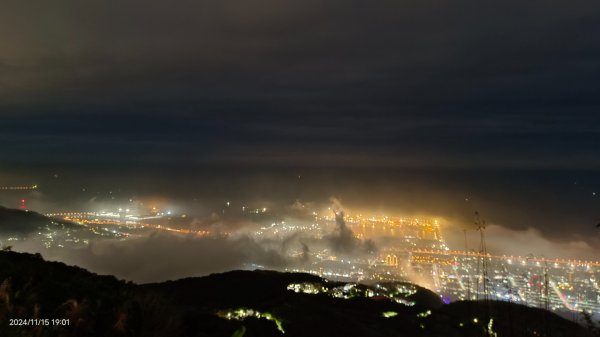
[1,0,599,168]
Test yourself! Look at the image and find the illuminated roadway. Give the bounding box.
[0,185,38,191]
[46,212,211,237]
[410,248,600,267]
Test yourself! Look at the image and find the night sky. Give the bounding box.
[1,0,600,260]
[2,0,599,168]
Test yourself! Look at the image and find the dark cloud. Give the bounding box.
[300,242,310,263]
[0,0,599,167]
[326,211,377,256]
[328,211,358,254]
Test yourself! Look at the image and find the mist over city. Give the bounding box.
[2,167,599,296]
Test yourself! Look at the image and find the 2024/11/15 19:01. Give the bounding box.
[9,318,70,326]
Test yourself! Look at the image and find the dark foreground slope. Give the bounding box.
[0,251,593,337]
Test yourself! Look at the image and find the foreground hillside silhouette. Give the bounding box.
[0,251,593,337]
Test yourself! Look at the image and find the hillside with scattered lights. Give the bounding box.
[1,251,594,337]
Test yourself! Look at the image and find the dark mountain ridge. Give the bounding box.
[0,206,77,236]
[0,251,593,337]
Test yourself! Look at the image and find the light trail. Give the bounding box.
[0,185,38,191]
[47,212,211,237]
[550,281,576,311]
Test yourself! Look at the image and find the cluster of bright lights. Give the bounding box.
[217,308,285,334]
[286,282,416,306]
